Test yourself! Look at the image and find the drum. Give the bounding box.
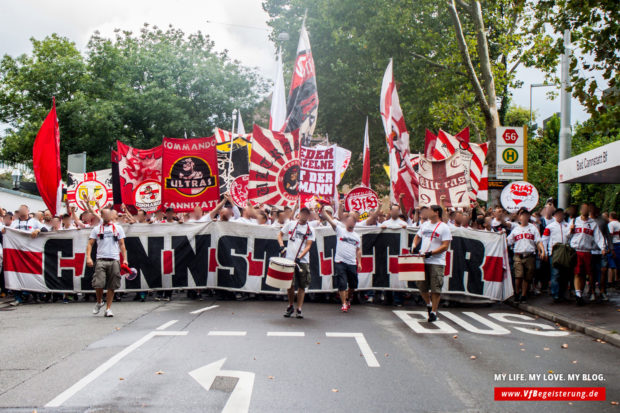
[266,257,295,289]
[398,255,425,281]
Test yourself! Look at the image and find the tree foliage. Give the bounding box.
[0,25,268,171]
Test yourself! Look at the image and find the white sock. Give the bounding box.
[575,290,582,297]
[430,311,437,316]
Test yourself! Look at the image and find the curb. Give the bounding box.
[506,301,620,348]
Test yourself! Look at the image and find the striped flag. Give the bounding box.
[361,117,370,187]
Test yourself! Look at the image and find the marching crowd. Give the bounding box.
[0,193,618,320]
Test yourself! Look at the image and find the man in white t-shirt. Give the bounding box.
[278,207,315,319]
[323,211,361,312]
[410,205,452,322]
[381,205,407,229]
[541,208,570,301]
[86,208,128,317]
[5,205,43,238]
[507,208,546,303]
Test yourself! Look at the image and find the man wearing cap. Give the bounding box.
[278,207,315,319]
[507,208,546,303]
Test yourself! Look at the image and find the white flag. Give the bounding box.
[269,50,287,131]
[237,110,246,135]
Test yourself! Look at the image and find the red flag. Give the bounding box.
[424,129,437,160]
[33,98,62,216]
[361,117,370,187]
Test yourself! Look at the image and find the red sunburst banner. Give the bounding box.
[247,125,300,208]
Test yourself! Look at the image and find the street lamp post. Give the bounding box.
[529,83,553,126]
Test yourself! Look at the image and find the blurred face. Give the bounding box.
[220,208,232,221]
[390,206,400,220]
[484,216,492,230]
[3,215,12,225]
[18,206,29,220]
[193,206,203,218]
[137,211,147,222]
[52,217,61,230]
[345,216,356,231]
[519,212,530,226]
[155,211,164,221]
[419,208,428,220]
[35,211,43,222]
[43,210,53,222]
[299,211,309,224]
[101,209,112,223]
[62,217,72,227]
[580,204,589,217]
[554,211,565,222]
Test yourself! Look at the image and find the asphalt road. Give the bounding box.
[0,297,618,412]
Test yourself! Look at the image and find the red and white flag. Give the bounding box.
[430,127,488,200]
[380,59,417,210]
[477,165,489,202]
[284,23,318,145]
[417,152,469,208]
[33,98,62,216]
[361,117,370,187]
[270,50,287,131]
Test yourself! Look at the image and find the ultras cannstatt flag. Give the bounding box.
[284,23,318,146]
[362,117,370,187]
[270,50,287,132]
[33,98,62,216]
[380,59,417,210]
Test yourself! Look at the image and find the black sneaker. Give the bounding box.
[576,296,585,306]
[283,305,294,318]
[296,309,304,319]
[428,312,437,323]
[426,305,432,317]
[520,295,527,304]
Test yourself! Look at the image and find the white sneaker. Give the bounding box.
[589,294,596,302]
[104,308,114,317]
[601,292,609,301]
[93,302,104,314]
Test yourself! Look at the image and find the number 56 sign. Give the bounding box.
[345,186,379,220]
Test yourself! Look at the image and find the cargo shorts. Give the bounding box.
[93,259,121,290]
[293,262,311,290]
[514,254,536,281]
[416,264,444,294]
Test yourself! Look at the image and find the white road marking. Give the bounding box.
[488,313,570,336]
[208,331,247,336]
[266,332,305,337]
[325,332,380,368]
[45,330,188,407]
[189,358,255,413]
[441,312,510,335]
[393,310,458,334]
[190,305,220,314]
[155,320,178,330]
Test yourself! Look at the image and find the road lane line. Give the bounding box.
[208,331,247,336]
[155,320,178,330]
[45,330,188,407]
[326,332,380,367]
[267,332,305,337]
[190,304,220,314]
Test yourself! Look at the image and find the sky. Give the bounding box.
[0,0,597,128]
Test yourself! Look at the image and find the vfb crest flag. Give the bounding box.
[248,125,300,208]
[161,137,219,212]
[66,169,113,213]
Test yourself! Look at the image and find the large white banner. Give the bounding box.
[3,223,512,301]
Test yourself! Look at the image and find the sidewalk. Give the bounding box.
[507,289,620,348]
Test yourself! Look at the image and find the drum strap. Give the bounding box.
[291,222,311,259]
[411,222,441,254]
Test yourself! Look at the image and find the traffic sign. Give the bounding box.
[496,126,526,180]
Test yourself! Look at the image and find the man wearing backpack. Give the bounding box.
[542,208,570,302]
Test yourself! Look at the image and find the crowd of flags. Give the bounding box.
[32,20,489,215]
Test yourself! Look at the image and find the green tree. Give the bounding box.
[0,25,267,171]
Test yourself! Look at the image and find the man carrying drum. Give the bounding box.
[410,205,452,322]
[278,207,315,319]
[322,209,362,312]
